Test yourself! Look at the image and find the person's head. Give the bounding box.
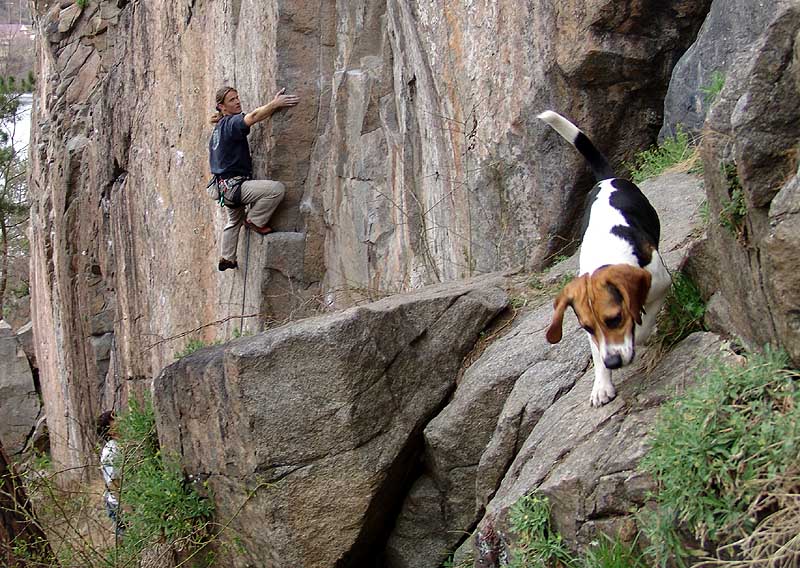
[210,85,241,124]
[96,410,115,442]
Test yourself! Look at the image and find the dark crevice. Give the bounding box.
[185,0,196,27]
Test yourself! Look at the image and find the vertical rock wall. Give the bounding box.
[28,0,708,472]
[701,3,800,365]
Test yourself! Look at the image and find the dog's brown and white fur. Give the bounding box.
[539,111,671,406]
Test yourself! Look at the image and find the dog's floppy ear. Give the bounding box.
[606,266,652,325]
[629,268,652,325]
[546,276,585,343]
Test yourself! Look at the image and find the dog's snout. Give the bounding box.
[604,353,623,369]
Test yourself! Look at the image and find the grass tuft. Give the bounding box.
[584,533,648,568]
[628,127,698,183]
[640,348,800,562]
[508,492,577,568]
[700,71,726,107]
[718,163,747,240]
[652,271,706,354]
[175,338,220,359]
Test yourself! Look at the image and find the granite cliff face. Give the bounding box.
[28,0,709,473]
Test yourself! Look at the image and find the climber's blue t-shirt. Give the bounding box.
[209,113,252,179]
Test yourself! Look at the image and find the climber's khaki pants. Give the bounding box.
[220,179,285,261]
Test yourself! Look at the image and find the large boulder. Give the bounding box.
[154,277,508,567]
[0,321,40,455]
[702,4,800,365]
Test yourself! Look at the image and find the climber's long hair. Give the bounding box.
[209,85,236,124]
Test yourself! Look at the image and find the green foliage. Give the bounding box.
[231,327,253,339]
[653,271,706,352]
[698,200,710,226]
[700,71,725,106]
[637,506,694,568]
[510,296,530,310]
[640,349,800,558]
[115,396,215,561]
[718,163,747,239]
[175,338,219,358]
[10,278,29,297]
[582,534,648,568]
[508,492,577,568]
[8,399,218,567]
[628,127,695,183]
[76,0,88,8]
[442,552,474,568]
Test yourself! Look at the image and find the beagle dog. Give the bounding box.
[538,111,671,406]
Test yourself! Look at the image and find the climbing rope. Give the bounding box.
[241,228,251,332]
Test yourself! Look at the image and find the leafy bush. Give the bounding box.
[115,397,214,561]
[640,349,800,564]
[9,398,223,566]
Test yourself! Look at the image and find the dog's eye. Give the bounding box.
[605,315,623,329]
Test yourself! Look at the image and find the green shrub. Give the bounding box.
[115,397,214,561]
[628,128,696,183]
[640,349,800,563]
[505,492,650,567]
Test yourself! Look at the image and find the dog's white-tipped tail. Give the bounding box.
[538,110,615,181]
[537,111,581,145]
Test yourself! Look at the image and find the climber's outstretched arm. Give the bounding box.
[244,88,300,127]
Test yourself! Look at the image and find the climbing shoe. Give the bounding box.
[218,258,238,271]
[244,219,273,235]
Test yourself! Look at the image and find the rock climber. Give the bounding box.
[208,85,300,271]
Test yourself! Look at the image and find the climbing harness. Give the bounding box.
[207,175,248,207]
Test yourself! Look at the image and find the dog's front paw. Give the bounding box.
[590,382,616,407]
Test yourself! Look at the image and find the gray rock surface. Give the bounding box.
[660,0,784,140]
[154,277,508,567]
[702,3,800,365]
[0,321,40,455]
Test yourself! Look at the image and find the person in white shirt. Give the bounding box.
[97,410,123,537]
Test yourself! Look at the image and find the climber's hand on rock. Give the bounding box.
[273,87,300,110]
